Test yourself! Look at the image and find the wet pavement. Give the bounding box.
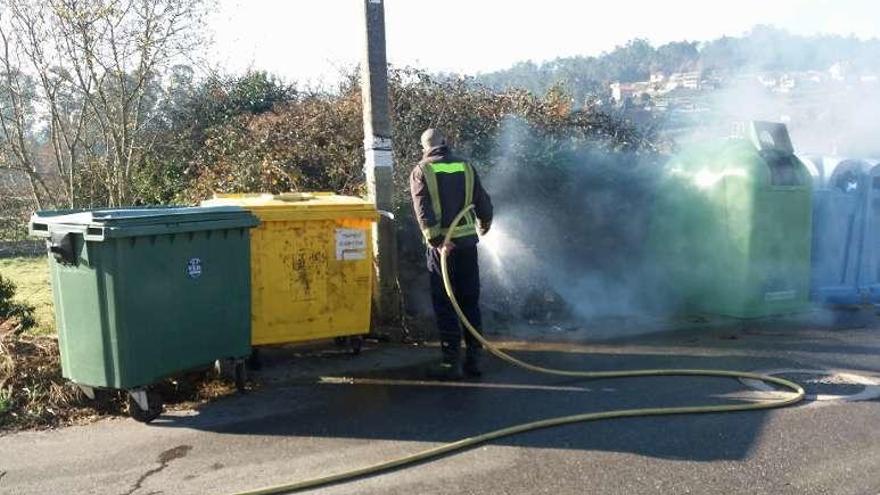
[2,314,880,495]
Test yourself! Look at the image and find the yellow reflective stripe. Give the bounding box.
[430,162,467,174]
[430,224,478,240]
[422,224,443,241]
[421,164,443,223]
[463,163,474,206]
[461,164,476,228]
[448,223,478,239]
[464,210,476,226]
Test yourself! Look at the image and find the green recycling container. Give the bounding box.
[647,122,813,318]
[29,207,258,416]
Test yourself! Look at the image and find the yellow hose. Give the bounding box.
[232,205,804,495]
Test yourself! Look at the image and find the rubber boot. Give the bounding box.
[428,341,463,381]
[463,347,482,378]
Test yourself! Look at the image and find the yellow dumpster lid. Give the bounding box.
[202,192,377,220]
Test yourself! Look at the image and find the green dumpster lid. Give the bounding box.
[29,206,258,240]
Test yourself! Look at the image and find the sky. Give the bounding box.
[207,0,880,84]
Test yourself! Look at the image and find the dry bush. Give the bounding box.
[180,68,661,206]
[183,86,365,202]
[0,332,243,430]
[0,333,97,429]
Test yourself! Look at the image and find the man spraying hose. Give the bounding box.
[410,128,494,380]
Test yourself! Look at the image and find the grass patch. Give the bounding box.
[0,256,54,335]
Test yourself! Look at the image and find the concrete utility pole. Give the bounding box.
[361,0,401,328]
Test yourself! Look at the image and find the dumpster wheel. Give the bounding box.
[216,358,248,393]
[334,335,364,355]
[230,205,806,495]
[234,360,247,393]
[127,388,163,423]
[350,335,364,355]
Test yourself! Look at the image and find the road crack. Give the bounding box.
[120,445,192,495]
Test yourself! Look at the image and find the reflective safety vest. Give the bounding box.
[420,161,479,242]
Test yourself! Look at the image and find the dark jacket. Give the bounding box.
[410,145,493,247]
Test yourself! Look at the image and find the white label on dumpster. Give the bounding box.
[187,257,202,279]
[335,229,367,261]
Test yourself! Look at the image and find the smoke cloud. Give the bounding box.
[683,71,880,158]
[479,118,662,329]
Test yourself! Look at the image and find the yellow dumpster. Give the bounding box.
[202,193,376,347]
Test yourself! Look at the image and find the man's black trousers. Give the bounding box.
[427,245,483,360]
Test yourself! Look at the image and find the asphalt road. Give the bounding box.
[3,316,880,495]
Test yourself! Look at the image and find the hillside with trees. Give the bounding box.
[477,26,880,102]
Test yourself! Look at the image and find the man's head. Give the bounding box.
[420,128,447,152]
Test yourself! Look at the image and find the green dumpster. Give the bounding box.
[647,122,812,318]
[29,207,258,422]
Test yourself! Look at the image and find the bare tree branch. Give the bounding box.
[0,0,206,208]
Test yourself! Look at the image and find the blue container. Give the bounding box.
[861,160,880,301]
[809,157,873,304]
[798,154,827,188]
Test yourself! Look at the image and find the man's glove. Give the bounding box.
[478,221,491,236]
